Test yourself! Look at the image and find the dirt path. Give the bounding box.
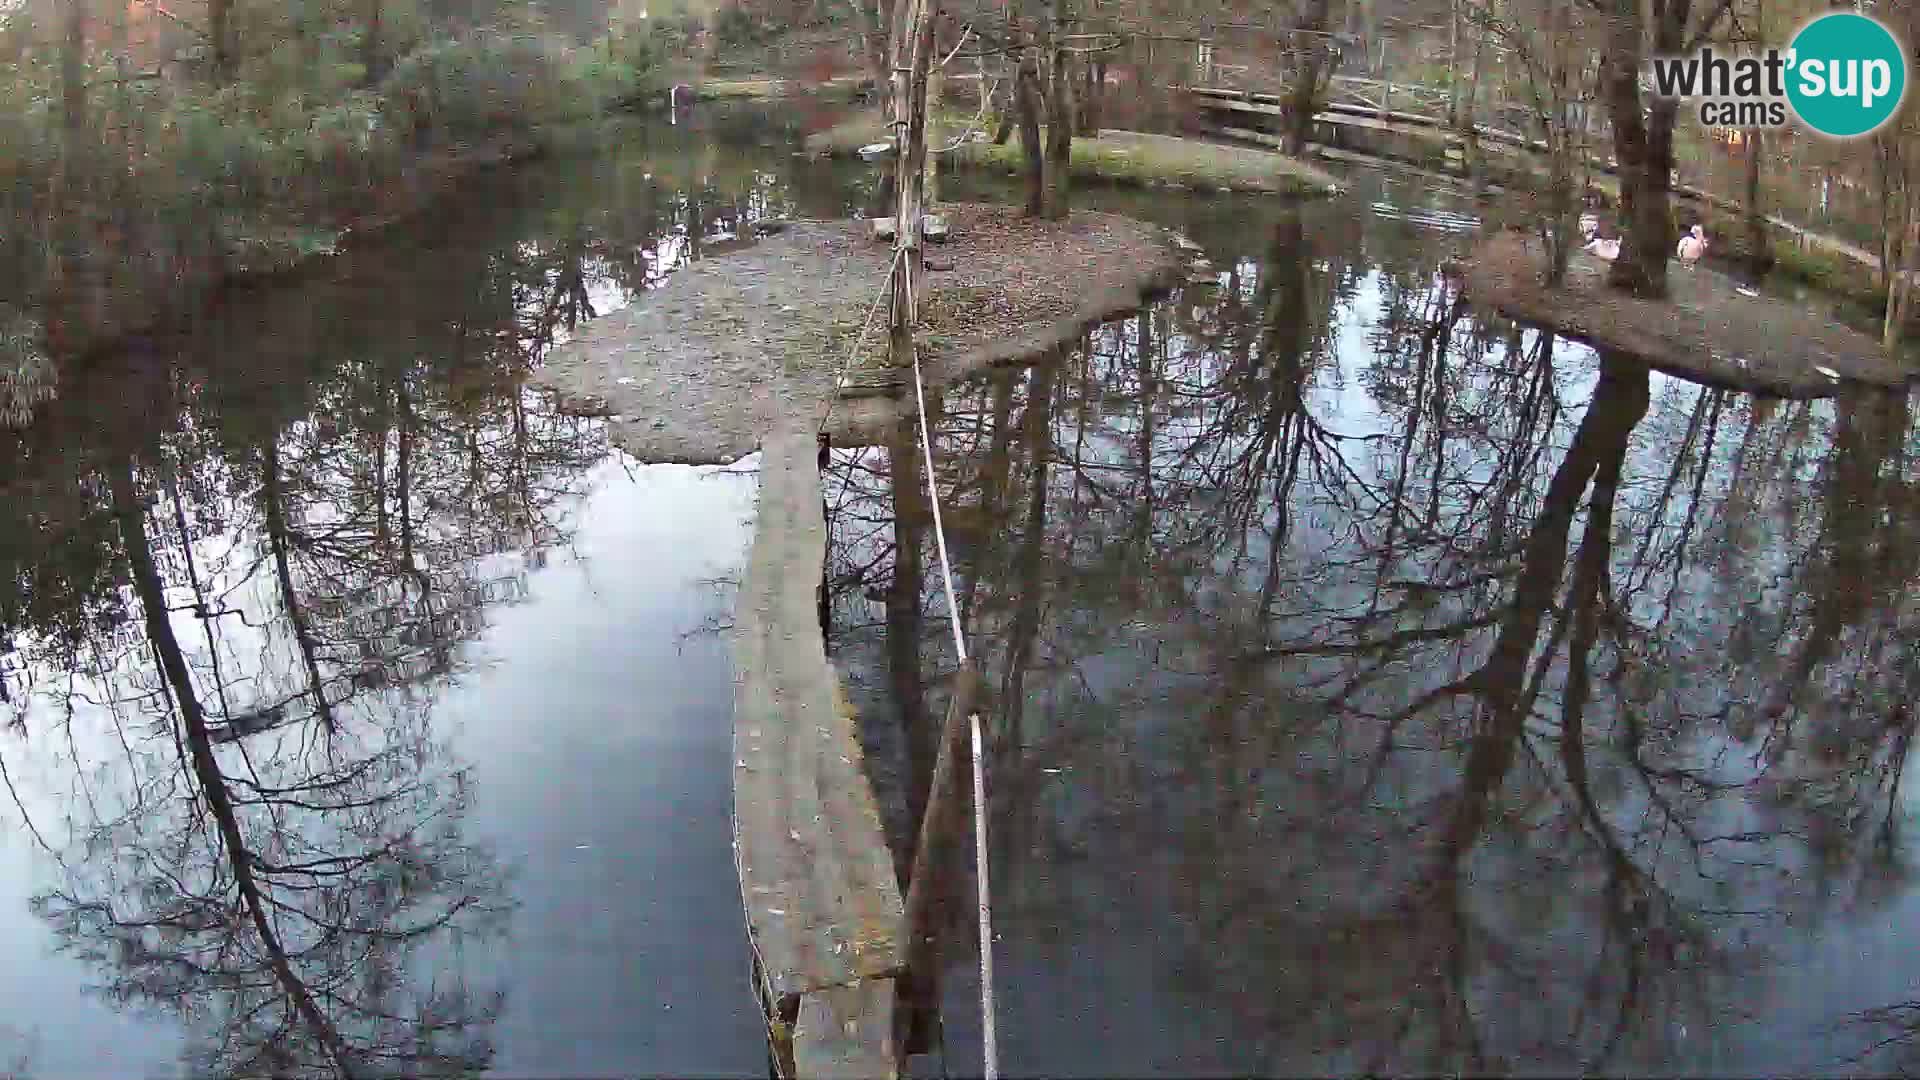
[532,203,1184,463]
[1465,232,1908,399]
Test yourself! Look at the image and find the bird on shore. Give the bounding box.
[1677,225,1708,265]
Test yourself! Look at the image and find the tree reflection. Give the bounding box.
[30,452,503,1079]
[823,196,1920,1072]
[1,156,634,1077]
[17,358,604,1073]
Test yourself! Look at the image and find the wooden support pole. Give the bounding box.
[898,663,983,1055]
[888,0,937,369]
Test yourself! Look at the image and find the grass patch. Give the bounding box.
[1771,242,1882,304]
[1466,230,1905,397]
[700,76,866,102]
[806,110,1340,196]
[953,130,1342,196]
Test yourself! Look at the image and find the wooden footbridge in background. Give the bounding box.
[1193,77,1544,153]
[1190,76,1887,288]
[1188,75,1554,170]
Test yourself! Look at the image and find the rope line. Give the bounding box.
[907,273,965,666]
[901,252,999,1080]
[815,248,906,439]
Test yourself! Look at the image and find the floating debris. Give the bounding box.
[1816,365,1842,380]
[1736,286,1760,298]
[616,377,636,386]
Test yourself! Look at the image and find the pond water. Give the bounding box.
[1,102,1915,1078]
[825,165,1920,1075]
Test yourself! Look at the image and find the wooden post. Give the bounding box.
[898,664,982,1056]
[926,43,944,209]
[888,0,937,370]
[1381,42,1393,119]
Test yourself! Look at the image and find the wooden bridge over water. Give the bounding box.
[1189,74,1557,172]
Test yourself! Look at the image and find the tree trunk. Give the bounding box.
[1744,128,1771,276]
[856,0,891,87]
[396,375,416,577]
[1881,144,1899,301]
[209,0,232,83]
[1544,0,1574,285]
[1078,60,1100,136]
[364,0,384,87]
[885,417,931,886]
[1043,1,1075,221]
[47,0,89,357]
[110,459,360,1080]
[1461,10,1487,179]
[897,664,978,1056]
[1016,48,1046,217]
[61,0,85,140]
[263,441,338,733]
[1599,2,1672,299]
[1886,191,1914,352]
[1283,0,1334,157]
[925,44,944,209]
[1447,0,1463,126]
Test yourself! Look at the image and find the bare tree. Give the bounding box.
[1592,0,1736,298]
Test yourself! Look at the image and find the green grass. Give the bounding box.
[1772,243,1885,308]
[805,110,1342,196]
[954,130,1342,195]
[699,76,866,102]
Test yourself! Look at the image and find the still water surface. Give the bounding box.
[1,104,1916,1076]
[826,168,1920,1076]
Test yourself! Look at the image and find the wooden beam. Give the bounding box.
[734,430,905,1007]
[888,0,938,368]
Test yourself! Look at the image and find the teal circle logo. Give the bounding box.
[1786,13,1908,138]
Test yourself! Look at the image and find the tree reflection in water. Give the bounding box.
[825,203,1920,1073]
[0,166,630,1076]
[0,112,892,1078]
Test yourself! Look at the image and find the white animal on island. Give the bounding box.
[1677,225,1708,265]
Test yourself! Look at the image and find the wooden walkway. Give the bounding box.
[1195,79,1887,288]
[734,425,904,1078]
[1189,81,1541,153]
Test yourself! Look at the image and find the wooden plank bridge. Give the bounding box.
[1189,77,1548,158]
[734,426,905,1078]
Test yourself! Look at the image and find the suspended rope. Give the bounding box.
[899,253,1000,1080]
[815,248,907,439]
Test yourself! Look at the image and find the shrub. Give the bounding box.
[712,4,762,49]
[0,3,670,379]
